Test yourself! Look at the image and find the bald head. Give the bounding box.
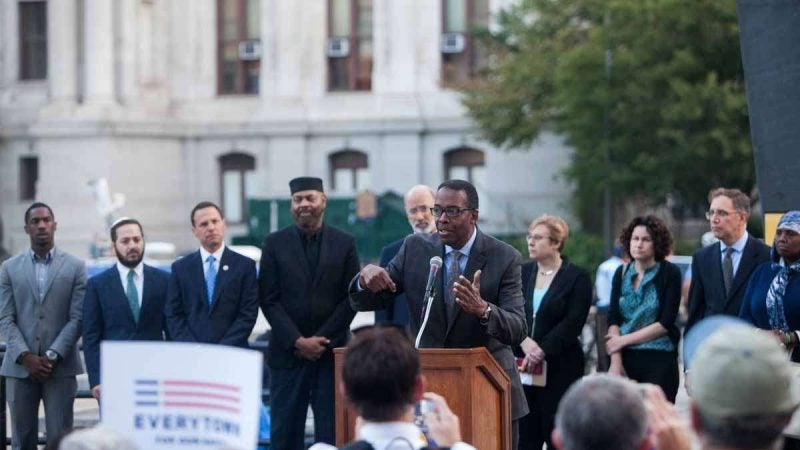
[404,185,436,234]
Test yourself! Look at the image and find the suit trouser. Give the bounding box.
[269,356,335,450]
[6,376,77,450]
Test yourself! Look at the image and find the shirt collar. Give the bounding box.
[117,261,144,278]
[445,226,478,258]
[357,422,428,449]
[29,247,54,263]
[200,244,226,264]
[721,231,749,254]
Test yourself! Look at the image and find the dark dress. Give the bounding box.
[609,261,682,402]
[515,257,592,450]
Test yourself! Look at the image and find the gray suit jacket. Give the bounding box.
[350,229,529,419]
[0,247,86,378]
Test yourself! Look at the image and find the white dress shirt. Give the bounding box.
[117,261,144,307]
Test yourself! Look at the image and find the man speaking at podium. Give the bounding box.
[351,179,528,450]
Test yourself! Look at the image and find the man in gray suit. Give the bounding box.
[352,179,529,450]
[0,203,86,450]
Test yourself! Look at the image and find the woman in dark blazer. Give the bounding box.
[516,215,592,450]
[606,215,682,402]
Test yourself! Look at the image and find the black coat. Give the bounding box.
[260,224,360,369]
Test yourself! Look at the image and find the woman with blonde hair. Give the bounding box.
[516,214,592,450]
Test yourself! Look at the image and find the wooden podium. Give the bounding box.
[334,347,512,450]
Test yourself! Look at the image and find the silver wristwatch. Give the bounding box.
[45,350,59,362]
[480,304,492,323]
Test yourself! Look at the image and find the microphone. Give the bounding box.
[423,256,443,301]
[416,256,443,348]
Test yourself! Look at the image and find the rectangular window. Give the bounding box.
[327,0,373,91]
[441,0,489,86]
[19,1,48,80]
[217,0,261,95]
[19,156,38,201]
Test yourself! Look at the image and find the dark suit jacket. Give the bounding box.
[82,264,170,388]
[516,258,591,375]
[374,238,410,326]
[260,224,360,369]
[350,229,529,419]
[685,235,770,334]
[166,247,258,348]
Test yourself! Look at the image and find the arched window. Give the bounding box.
[329,149,370,193]
[444,147,485,183]
[219,152,256,223]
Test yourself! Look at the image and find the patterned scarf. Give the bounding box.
[766,211,800,330]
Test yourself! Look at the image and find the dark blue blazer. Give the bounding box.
[374,238,411,326]
[82,264,170,388]
[166,247,259,348]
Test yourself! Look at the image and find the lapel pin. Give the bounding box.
[222,265,229,271]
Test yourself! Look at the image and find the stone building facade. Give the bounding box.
[0,0,572,257]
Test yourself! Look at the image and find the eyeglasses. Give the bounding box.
[705,209,739,220]
[430,206,475,218]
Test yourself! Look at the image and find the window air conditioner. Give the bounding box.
[440,33,465,54]
[326,37,350,58]
[238,40,262,61]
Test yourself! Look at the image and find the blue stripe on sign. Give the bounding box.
[136,401,158,406]
[135,390,158,396]
[135,380,158,385]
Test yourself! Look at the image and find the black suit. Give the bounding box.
[165,247,259,348]
[350,229,529,422]
[260,224,360,450]
[685,234,770,334]
[516,259,591,450]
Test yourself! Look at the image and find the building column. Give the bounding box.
[83,0,115,104]
[47,0,78,104]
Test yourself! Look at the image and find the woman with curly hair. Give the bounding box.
[606,215,682,402]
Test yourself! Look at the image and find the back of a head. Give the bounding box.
[57,426,137,450]
[343,327,420,422]
[690,326,799,449]
[555,375,648,450]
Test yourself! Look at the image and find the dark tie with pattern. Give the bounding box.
[446,251,463,322]
[722,247,734,296]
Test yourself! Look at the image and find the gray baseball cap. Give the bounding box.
[690,326,799,419]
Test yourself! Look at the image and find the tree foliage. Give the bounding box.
[462,0,754,231]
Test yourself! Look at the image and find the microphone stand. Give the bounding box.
[415,289,436,349]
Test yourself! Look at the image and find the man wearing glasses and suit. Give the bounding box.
[0,203,86,450]
[351,179,528,450]
[82,217,170,402]
[684,188,770,335]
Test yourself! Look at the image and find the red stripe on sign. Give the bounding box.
[164,391,239,403]
[164,401,240,414]
[163,380,241,392]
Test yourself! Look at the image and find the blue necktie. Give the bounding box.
[205,255,216,305]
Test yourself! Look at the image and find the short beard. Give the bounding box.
[292,208,324,233]
[116,246,144,269]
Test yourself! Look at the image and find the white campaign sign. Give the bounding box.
[100,341,263,450]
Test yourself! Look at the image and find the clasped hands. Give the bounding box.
[605,333,629,355]
[520,337,545,373]
[359,265,489,318]
[295,336,330,361]
[21,353,53,382]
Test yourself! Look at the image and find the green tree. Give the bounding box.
[463,0,754,232]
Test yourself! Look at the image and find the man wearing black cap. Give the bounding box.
[260,176,361,450]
